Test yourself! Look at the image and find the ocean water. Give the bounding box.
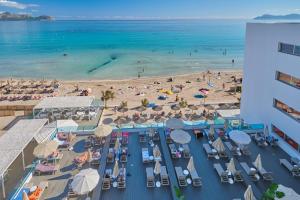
[0,20,246,80]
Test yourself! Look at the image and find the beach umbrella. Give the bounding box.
[166,118,184,129]
[209,124,215,138]
[254,154,262,170]
[153,145,161,159]
[94,125,112,137]
[152,105,163,112]
[227,158,236,174]
[22,191,29,200]
[244,185,255,200]
[170,129,191,144]
[112,161,119,178]
[264,125,269,137]
[33,140,59,159]
[71,168,99,195]
[187,156,195,173]
[229,130,251,145]
[171,104,181,111]
[212,138,225,152]
[154,160,161,175]
[114,139,120,152]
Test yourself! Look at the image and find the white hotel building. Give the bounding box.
[241,23,300,158]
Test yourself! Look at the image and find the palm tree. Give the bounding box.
[141,98,149,108]
[101,90,115,109]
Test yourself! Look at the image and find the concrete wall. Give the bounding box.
[241,23,300,158]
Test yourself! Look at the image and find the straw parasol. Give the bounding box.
[209,124,215,138]
[170,129,191,144]
[166,118,184,129]
[227,158,236,174]
[171,104,181,111]
[154,160,161,175]
[112,161,119,178]
[244,185,255,200]
[71,168,99,195]
[254,154,262,170]
[153,145,161,159]
[187,156,195,173]
[22,191,29,200]
[212,138,225,152]
[33,140,59,159]
[114,139,120,152]
[152,105,163,112]
[94,125,112,138]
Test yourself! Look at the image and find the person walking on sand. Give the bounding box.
[222,83,225,90]
[175,94,179,102]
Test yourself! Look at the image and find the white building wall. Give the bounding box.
[241,23,300,158]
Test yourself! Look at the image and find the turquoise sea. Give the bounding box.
[0,20,247,80]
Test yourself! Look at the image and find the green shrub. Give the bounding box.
[276,191,285,199]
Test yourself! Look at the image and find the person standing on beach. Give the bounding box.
[222,83,225,90]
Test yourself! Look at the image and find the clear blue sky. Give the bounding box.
[1,0,300,19]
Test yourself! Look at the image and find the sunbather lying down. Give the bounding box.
[74,152,88,164]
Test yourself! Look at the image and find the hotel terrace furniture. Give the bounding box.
[165,132,172,144]
[169,144,180,159]
[240,146,251,156]
[120,147,128,163]
[279,159,300,177]
[252,163,273,181]
[225,163,244,182]
[118,167,126,189]
[240,162,259,182]
[193,129,203,139]
[146,167,155,187]
[203,143,217,158]
[190,170,202,187]
[213,163,229,183]
[182,144,191,158]
[153,131,160,141]
[160,166,170,186]
[107,148,115,163]
[34,163,60,176]
[175,167,187,187]
[224,141,240,156]
[102,169,112,190]
[142,148,151,163]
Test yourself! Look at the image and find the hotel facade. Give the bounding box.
[241,23,300,158]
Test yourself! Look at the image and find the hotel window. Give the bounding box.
[276,71,300,89]
[272,124,299,152]
[278,42,300,56]
[273,99,300,122]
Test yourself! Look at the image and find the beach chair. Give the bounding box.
[146,167,155,187]
[107,148,115,163]
[120,147,128,163]
[252,162,273,181]
[139,132,147,143]
[190,170,202,187]
[175,167,187,187]
[224,141,240,156]
[160,166,170,186]
[153,131,160,141]
[102,169,112,190]
[182,144,191,158]
[279,159,300,177]
[241,146,251,156]
[254,134,266,147]
[225,163,244,182]
[203,143,217,158]
[218,149,229,159]
[213,163,229,183]
[118,168,126,189]
[34,163,60,176]
[169,144,180,159]
[142,148,151,163]
[240,162,259,181]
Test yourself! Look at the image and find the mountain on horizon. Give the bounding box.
[0,12,53,21]
[254,13,300,20]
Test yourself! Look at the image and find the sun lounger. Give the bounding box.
[213,163,229,183]
[35,163,60,175]
[139,132,147,143]
[224,141,240,156]
[120,148,128,163]
[166,133,172,144]
[118,168,126,189]
[225,163,244,182]
[240,162,259,181]
[254,134,266,146]
[203,143,217,158]
[279,159,300,177]
[182,144,191,158]
[160,166,170,186]
[169,144,180,159]
[102,169,112,190]
[107,148,115,163]
[153,131,160,141]
[190,170,202,187]
[218,149,229,159]
[175,167,187,187]
[146,167,155,187]
[241,146,251,156]
[142,148,151,163]
[252,162,273,181]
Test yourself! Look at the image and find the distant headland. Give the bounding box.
[254,13,300,20]
[0,12,53,21]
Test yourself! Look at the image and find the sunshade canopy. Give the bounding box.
[212,138,225,152]
[229,130,251,145]
[71,168,99,195]
[170,129,191,144]
[33,140,59,159]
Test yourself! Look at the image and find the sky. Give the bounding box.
[1,0,300,20]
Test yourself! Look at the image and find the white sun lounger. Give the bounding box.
[213,163,229,183]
